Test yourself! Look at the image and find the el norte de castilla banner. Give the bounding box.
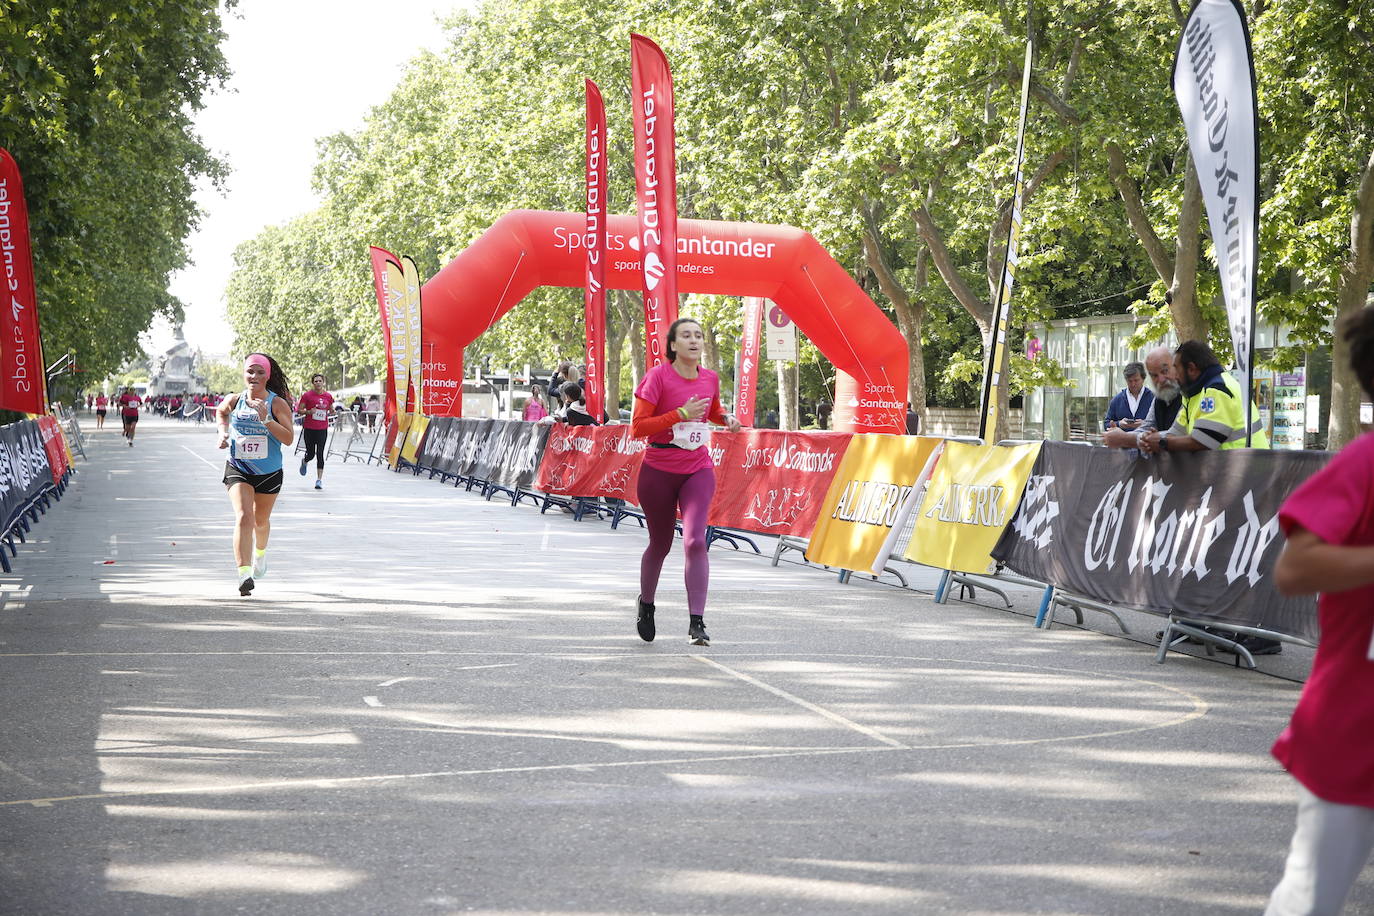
[992,442,1326,643]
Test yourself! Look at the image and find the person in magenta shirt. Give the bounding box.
[1267,305,1374,915]
[94,393,109,430]
[295,373,334,490]
[630,318,741,646]
[522,384,549,422]
[117,387,142,446]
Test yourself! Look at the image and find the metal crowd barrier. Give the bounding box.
[56,406,86,460]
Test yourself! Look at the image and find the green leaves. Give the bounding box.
[1,0,231,385]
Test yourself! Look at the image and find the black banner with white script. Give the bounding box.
[991,442,1327,642]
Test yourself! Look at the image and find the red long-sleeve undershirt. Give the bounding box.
[631,396,728,438]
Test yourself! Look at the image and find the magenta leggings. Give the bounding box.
[637,463,715,615]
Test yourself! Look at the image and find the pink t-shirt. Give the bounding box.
[297,390,335,430]
[117,393,141,417]
[1272,431,1374,807]
[634,362,721,474]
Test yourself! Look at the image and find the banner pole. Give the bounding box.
[977,40,1033,443]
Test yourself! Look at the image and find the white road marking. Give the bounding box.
[180,445,219,468]
[540,522,551,551]
[376,677,412,688]
[363,696,383,708]
[691,655,909,749]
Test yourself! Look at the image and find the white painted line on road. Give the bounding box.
[363,696,383,707]
[449,663,518,672]
[540,522,551,551]
[377,677,413,688]
[180,445,219,468]
[691,655,909,749]
[2,745,894,809]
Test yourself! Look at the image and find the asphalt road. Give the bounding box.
[0,414,1365,915]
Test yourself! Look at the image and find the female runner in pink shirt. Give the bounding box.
[1267,305,1374,914]
[630,318,740,645]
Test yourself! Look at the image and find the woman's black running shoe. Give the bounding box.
[688,616,710,646]
[636,596,655,642]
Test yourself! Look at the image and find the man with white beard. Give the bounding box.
[1101,346,1184,449]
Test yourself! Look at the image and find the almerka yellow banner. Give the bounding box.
[904,441,1041,575]
[806,435,941,572]
[400,414,429,466]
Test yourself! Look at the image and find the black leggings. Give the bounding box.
[302,427,328,468]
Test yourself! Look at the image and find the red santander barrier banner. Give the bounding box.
[537,425,647,500]
[707,429,850,536]
[535,425,853,538]
[36,416,67,485]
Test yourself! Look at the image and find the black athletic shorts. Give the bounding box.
[96,409,106,417]
[122,413,138,425]
[222,462,283,494]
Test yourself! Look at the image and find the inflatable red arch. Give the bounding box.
[419,210,907,433]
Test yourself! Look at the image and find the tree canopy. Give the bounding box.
[1,0,234,399]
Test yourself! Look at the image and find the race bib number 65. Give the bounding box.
[671,421,709,450]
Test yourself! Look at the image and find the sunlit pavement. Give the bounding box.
[0,414,1362,915]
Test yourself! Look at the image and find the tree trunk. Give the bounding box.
[1169,156,1208,343]
[605,299,629,421]
[613,291,644,395]
[1327,146,1374,450]
[703,323,720,374]
[1106,143,1207,343]
[862,200,928,427]
[776,360,799,430]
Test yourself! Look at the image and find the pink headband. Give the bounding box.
[244,354,270,372]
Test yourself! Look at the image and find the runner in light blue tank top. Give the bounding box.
[228,389,283,475]
[216,353,295,596]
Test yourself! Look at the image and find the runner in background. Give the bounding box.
[117,387,142,446]
[295,373,334,490]
[630,318,741,646]
[217,353,294,596]
[94,392,109,430]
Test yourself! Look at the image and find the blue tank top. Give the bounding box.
[228,390,284,475]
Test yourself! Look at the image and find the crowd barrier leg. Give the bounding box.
[1155,619,1257,669]
[1033,585,1057,627]
[706,527,759,553]
[770,536,809,566]
[610,503,645,529]
[838,565,909,588]
[1041,591,1131,634]
[934,570,955,604]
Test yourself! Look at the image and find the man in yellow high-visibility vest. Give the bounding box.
[1141,339,1268,453]
[1141,338,1278,656]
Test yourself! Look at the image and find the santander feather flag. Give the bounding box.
[735,297,764,427]
[0,149,48,415]
[630,34,679,369]
[584,79,608,422]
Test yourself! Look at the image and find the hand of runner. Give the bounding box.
[680,396,708,421]
[217,434,229,449]
[724,414,741,433]
[245,397,269,420]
